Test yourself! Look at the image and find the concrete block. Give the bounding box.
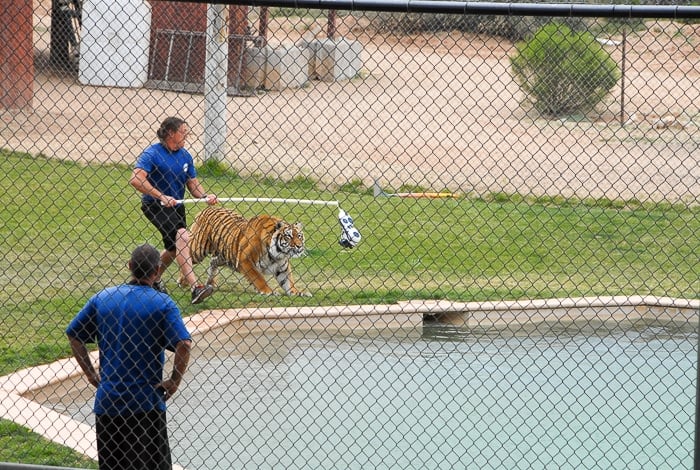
[242,44,310,91]
[301,38,363,82]
[241,46,267,90]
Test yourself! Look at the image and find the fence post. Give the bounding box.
[204,3,229,163]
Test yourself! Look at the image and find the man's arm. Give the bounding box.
[158,339,192,400]
[67,335,99,387]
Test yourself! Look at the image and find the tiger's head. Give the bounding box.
[270,220,306,259]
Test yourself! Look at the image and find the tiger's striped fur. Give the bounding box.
[185,206,309,296]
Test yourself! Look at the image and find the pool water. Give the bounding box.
[48,319,696,469]
[161,321,696,470]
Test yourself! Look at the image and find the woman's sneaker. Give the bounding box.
[191,285,213,304]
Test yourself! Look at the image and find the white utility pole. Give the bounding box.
[204,4,229,162]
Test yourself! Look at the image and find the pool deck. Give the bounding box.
[1,295,697,468]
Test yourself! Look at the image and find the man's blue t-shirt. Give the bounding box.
[66,284,191,416]
[135,143,197,204]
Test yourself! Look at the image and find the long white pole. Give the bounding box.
[175,197,340,207]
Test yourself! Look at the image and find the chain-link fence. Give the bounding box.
[1,0,699,468]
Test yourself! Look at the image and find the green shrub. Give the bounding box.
[510,22,621,117]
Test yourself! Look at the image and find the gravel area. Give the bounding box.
[5,10,699,203]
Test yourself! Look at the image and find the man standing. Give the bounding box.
[66,244,192,470]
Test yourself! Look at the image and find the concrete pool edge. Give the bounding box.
[1,295,698,467]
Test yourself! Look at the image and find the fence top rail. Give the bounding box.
[180,0,700,18]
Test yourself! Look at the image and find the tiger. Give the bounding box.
[183,206,310,296]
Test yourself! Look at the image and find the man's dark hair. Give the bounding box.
[130,244,161,280]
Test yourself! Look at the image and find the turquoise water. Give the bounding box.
[165,322,696,470]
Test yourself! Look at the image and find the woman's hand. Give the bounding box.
[161,195,179,207]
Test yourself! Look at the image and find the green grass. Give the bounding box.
[0,420,98,468]
[1,149,698,465]
[2,149,699,375]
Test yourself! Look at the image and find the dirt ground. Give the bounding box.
[6,7,700,203]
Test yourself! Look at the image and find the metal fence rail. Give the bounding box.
[1,1,698,469]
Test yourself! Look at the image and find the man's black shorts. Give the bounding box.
[142,201,186,252]
[96,409,172,470]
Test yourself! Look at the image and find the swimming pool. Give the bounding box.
[159,319,695,470]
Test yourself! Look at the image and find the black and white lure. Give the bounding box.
[338,209,361,249]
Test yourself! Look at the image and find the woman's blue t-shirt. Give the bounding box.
[135,142,197,203]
